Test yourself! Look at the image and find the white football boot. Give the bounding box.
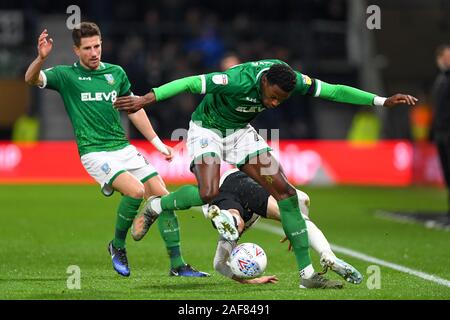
[207,205,239,241]
[320,252,363,284]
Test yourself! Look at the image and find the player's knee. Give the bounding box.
[278,186,297,200]
[199,187,219,203]
[296,190,310,217]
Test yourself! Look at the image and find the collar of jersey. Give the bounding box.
[255,68,269,102]
[74,61,106,73]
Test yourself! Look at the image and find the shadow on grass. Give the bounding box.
[135,283,217,290]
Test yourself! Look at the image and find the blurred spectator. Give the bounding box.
[431,44,450,216]
[220,52,241,70]
[409,93,432,142]
[185,10,225,69]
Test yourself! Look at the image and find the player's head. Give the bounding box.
[261,64,296,109]
[436,44,450,71]
[72,22,102,70]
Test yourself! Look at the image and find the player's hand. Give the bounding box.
[280,236,292,251]
[384,94,418,107]
[114,93,153,113]
[163,145,174,162]
[37,29,53,60]
[242,275,278,284]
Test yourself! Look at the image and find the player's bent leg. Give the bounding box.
[192,156,221,204]
[241,153,343,288]
[194,160,239,240]
[135,176,210,277]
[240,155,311,268]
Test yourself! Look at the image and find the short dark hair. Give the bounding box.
[436,44,450,58]
[72,22,101,47]
[266,64,297,93]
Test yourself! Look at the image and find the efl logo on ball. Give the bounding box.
[229,243,267,278]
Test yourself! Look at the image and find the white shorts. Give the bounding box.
[80,145,158,196]
[187,121,271,167]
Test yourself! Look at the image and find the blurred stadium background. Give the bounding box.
[0,0,449,300]
[0,0,448,186]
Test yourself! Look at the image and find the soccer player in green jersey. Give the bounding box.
[24,22,209,278]
[114,59,417,288]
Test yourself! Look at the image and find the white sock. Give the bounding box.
[150,197,162,215]
[300,264,315,279]
[304,217,335,258]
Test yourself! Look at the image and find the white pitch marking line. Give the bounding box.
[255,222,450,288]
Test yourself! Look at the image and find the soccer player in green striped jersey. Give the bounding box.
[25,22,208,278]
[114,58,417,288]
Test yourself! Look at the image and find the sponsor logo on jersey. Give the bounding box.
[104,74,115,85]
[212,74,228,85]
[251,61,274,67]
[302,74,312,85]
[291,228,307,237]
[244,97,258,103]
[78,76,92,81]
[235,106,265,113]
[81,90,118,102]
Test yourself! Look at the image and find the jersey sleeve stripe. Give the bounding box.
[38,70,47,89]
[200,74,206,94]
[314,79,322,97]
[256,67,270,81]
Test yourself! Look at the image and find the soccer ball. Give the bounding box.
[228,242,267,278]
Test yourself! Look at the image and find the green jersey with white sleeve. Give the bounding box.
[191,59,300,135]
[40,61,131,156]
[152,59,378,136]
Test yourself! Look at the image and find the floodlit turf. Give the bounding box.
[0,184,449,300]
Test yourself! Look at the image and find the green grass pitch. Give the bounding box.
[0,184,449,300]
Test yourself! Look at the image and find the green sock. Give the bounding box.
[113,196,143,249]
[278,195,312,270]
[157,210,186,268]
[160,185,204,211]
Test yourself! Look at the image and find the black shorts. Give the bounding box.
[211,171,270,223]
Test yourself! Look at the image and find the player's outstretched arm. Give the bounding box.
[127,108,173,161]
[25,29,53,86]
[114,75,203,113]
[313,79,417,107]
